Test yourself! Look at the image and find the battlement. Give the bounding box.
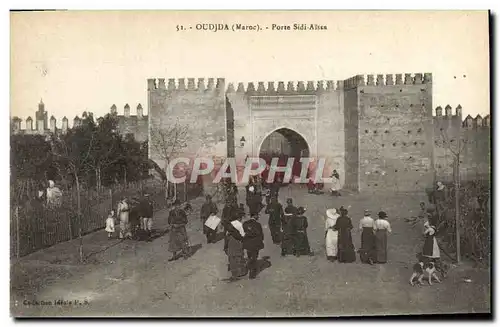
[11,101,147,136]
[432,104,490,128]
[11,114,69,133]
[147,78,225,92]
[343,73,432,89]
[109,103,146,118]
[463,114,491,128]
[433,104,462,118]
[226,79,341,95]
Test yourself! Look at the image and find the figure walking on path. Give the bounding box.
[325,208,339,262]
[334,206,356,263]
[243,214,265,279]
[201,195,219,244]
[223,213,248,281]
[281,198,297,256]
[117,197,132,239]
[329,170,341,197]
[359,210,376,265]
[374,211,392,264]
[105,210,116,239]
[292,207,313,256]
[265,196,283,245]
[422,216,440,260]
[140,194,154,238]
[167,199,190,261]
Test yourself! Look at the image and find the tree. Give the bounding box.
[87,114,123,190]
[438,128,467,263]
[47,113,98,263]
[150,121,190,201]
[10,134,53,182]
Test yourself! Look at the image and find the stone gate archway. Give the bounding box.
[258,127,311,183]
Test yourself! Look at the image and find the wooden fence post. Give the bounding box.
[184,181,187,202]
[110,188,113,212]
[15,206,20,258]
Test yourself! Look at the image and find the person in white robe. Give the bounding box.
[422,220,440,259]
[329,170,341,196]
[325,208,340,262]
[117,197,132,239]
[46,180,63,208]
[105,210,116,239]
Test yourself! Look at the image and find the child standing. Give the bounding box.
[105,210,116,239]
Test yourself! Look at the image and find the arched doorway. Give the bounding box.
[258,128,310,184]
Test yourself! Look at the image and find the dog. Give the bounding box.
[410,261,442,286]
[416,252,450,279]
[409,261,425,286]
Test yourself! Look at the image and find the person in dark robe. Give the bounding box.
[281,198,297,256]
[247,185,263,218]
[307,178,316,194]
[200,195,219,244]
[292,207,313,256]
[139,194,154,239]
[167,199,190,261]
[243,214,265,279]
[238,203,246,219]
[358,210,376,265]
[246,177,256,203]
[334,206,356,263]
[129,198,141,240]
[265,196,283,244]
[223,214,248,281]
[222,196,240,264]
[270,179,280,199]
[222,196,238,226]
[373,211,392,264]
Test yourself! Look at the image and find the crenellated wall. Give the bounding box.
[433,105,491,182]
[147,77,227,170]
[11,102,148,143]
[226,79,345,185]
[343,76,361,190]
[147,72,490,191]
[355,73,434,192]
[111,103,149,142]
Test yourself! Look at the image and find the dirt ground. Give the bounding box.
[10,185,491,317]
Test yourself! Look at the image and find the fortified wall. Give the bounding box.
[110,104,148,143]
[146,72,490,192]
[345,73,434,192]
[147,78,227,172]
[433,105,491,182]
[226,79,345,186]
[11,101,149,143]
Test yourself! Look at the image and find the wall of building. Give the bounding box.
[147,77,227,171]
[226,80,345,184]
[356,73,434,192]
[114,104,149,143]
[316,81,345,186]
[343,77,360,191]
[433,108,491,182]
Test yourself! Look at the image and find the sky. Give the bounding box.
[10,10,490,128]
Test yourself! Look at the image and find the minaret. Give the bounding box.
[36,98,47,130]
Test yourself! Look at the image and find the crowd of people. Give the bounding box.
[103,174,447,282]
[105,194,156,241]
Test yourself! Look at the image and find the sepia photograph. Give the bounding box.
[8,9,491,318]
